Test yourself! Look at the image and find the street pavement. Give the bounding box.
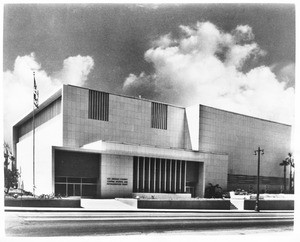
[5,210,294,236]
[4,199,295,237]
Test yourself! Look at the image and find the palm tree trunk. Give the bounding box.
[289,165,292,193]
[283,165,286,193]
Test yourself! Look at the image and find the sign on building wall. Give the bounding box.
[107,177,128,185]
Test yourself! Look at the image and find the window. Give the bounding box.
[151,102,167,129]
[88,90,109,121]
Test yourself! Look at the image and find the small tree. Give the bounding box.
[4,142,19,194]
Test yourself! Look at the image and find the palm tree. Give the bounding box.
[286,153,295,193]
[279,158,289,193]
[280,153,295,193]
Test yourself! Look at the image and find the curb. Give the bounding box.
[4,207,294,213]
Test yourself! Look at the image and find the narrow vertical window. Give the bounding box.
[151,102,167,129]
[88,90,109,121]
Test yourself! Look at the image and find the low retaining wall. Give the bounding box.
[244,199,294,210]
[133,193,192,200]
[5,197,81,208]
[138,199,230,209]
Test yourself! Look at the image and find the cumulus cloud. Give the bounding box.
[123,72,159,99]
[271,62,295,87]
[152,34,175,48]
[232,25,255,43]
[122,21,294,125]
[3,53,94,143]
[56,55,94,86]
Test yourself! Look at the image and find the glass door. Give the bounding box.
[75,184,81,196]
[55,176,97,197]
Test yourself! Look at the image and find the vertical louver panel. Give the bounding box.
[88,90,109,121]
[133,156,188,193]
[151,102,167,130]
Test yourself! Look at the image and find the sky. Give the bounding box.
[2,3,296,145]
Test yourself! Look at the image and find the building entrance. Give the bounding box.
[54,150,100,198]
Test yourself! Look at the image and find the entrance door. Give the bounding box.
[75,184,81,196]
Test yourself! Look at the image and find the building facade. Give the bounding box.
[13,85,291,198]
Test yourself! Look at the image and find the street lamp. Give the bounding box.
[254,147,264,212]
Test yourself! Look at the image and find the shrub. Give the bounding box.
[205,183,223,198]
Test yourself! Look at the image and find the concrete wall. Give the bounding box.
[203,153,228,191]
[62,85,186,149]
[185,105,200,150]
[100,154,133,198]
[195,163,205,197]
[199,105,291,190]
[17,114,63,195]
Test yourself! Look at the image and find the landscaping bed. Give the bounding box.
[230,193,295,210]
[5,196,81,208]
[133,192,191,200]
[244,199,294,210]
[138,198,231,209]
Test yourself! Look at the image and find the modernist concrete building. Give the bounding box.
[13,85,291,198]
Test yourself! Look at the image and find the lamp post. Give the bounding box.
[254,147,264,212]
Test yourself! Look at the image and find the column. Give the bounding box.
[153,158,156,193]
[142,157,145,191]
[174,160,177,192]
[179,160,182,193]
[169,159,172,192]
[183,161,186,192]
[158,159,161,192]
[148,158,151,192]
[136,157,139,191]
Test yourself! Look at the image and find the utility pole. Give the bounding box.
[254,147,264,212]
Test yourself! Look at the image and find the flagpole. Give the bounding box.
[32,72,36,196]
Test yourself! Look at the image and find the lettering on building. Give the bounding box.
[107,177,128,186]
